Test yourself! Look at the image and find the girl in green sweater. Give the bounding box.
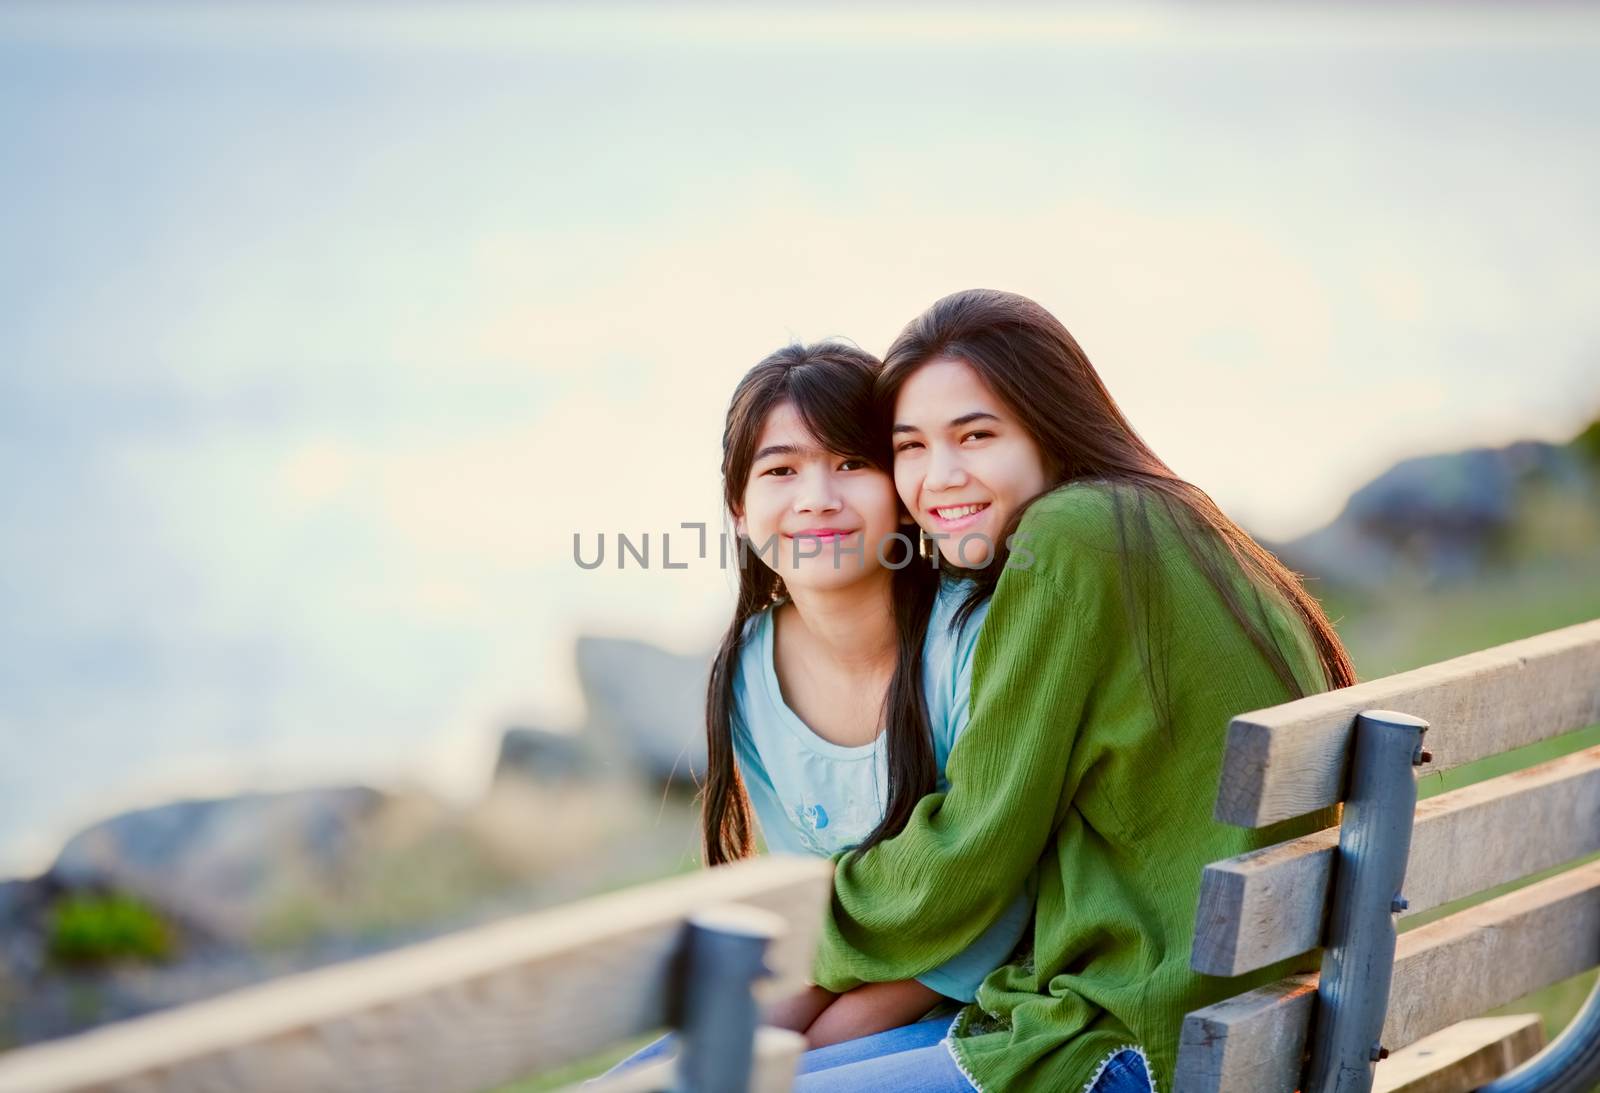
[794,289,1356,1092]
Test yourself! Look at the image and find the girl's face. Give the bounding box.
[891,356,1051,568]
[736,401,902,592]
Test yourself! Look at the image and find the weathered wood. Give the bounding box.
[575,1026,807,1093]
[1193,746,1600,976]
[1381,859,1600,1049]
[1371,1014,1545,1093]
[0,856,831,1093]
[749,1027,808,1093]
[1176,859,1600,1092]
[1215,619,1600,827]
[1174,975,1318,1093]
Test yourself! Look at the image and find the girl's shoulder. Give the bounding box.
[1013,480,1191,575]
[730,602,782,714]
[737,600,780,646]
[931,575,989,638]
[739,600,788,656]
[924,577,989,700]
[1016,478,1154,541]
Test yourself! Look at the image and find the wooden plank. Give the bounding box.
[749,1027,808,1093]
[1381,858,1600,1048]
[0,856,831,1093]
[1176,859,1600,1093]
[1371,1014,1544,1093]
[1174,976,1317,1093]
[1215,619,1600,827]
[1193,746,1600,976]
[1191,825,1338,979]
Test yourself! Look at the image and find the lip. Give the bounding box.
[926,502,991,532]
[785,528,858,541]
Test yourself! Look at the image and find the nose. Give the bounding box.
[793,466,843,515]
[923,444,969,493]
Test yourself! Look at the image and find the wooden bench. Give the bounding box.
[1175,619,1600,1093]
[0,855,832,1093]
[9,623,1597,1093]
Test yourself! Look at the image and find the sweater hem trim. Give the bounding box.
[1080,1043,1156,1093]
[941,1014,990,1093]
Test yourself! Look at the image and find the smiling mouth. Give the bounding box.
[785,529,858,541]
[931,503,990,522]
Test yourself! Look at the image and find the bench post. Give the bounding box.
[1304,710,1429,1093]
[673,905,787,1093]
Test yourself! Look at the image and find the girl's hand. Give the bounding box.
[765,983,837,1033]
[803,979,945,1048]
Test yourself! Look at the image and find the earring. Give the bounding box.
[919,528,936,561]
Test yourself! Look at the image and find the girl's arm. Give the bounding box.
[802,979,945,1048]
[812,501,1113,991]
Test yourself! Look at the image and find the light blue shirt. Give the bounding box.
[731,578,1032,1002]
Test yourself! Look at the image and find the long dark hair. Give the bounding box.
[702,342,941,867]
[877,289,1357,719]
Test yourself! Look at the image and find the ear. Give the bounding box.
[733,512,747,538]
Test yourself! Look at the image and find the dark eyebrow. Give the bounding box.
[892,411,1001,435]
[753,443,803,461]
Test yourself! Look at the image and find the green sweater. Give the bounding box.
[811,482,1336,1092]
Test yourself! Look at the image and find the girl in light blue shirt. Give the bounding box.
[700,342,1030,1048]
[732,576,1030,1008]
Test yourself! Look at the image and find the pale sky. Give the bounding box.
[2,2,1597,870]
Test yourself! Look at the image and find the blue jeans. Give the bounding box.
[792,1016,973,1092]
[598,1017,970,1092]
[1087,1047,1155,1093]
[600,1020,1153,1092]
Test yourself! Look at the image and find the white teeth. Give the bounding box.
[936,503,987,520]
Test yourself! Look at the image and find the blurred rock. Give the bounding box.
[0,877,52,985]
[48,787,384,941]
[577,635,709,782]
[493,725,591,785]
[1274,424,1599,589]
[1,639,723,1047]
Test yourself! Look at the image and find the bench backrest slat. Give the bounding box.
[1380,857,1599,1049]
[0,856,831,1093]
[1193,745,1600,976]
[1215,619,1600,828]
[1177,858,1600,1093]
[1177,975,1319,1093]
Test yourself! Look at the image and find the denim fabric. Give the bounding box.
[592,1031,674,1080]
[1087,1048,1156,1093]
[599,1021,1151,1093]
[792,1017,974,1092]
[793,1016,952,1073]
[597,1017,973,1091]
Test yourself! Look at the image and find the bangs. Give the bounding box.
[783,360,887,469]
[721,341,886,513]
